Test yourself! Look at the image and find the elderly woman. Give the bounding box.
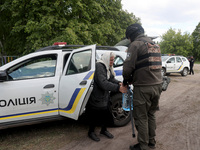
[86,52,127,142]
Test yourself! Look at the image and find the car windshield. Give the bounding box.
[161,56,169,62]
[114,46,128,52]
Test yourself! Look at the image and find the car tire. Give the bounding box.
[161,68,166,76]
[181,68,188,76]
[109,93,131,127]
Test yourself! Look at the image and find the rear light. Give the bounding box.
[53,42,67,46]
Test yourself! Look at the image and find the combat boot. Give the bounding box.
[129,143,141,150]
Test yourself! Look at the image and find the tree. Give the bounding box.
[192,22,200,60]
[159,28,193,57]
[0,0,15,56]
[0,0,140,56]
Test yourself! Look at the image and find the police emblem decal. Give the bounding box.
[39,92,55,106]
[127,52,131,58]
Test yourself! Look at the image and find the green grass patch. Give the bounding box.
[194,61,200,64]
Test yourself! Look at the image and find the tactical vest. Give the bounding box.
[136,40,162,70]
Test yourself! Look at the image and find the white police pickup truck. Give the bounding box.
[0,43,129,129]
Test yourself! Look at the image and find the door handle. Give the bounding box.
[79,80,87,85]
[44,84,55,89]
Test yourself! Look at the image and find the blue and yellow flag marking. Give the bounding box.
[0,71,94,121]
[114,70,122,76]
[0,108,58,120]
[177,63,183,71]
[59,71,94,114]
[0,88,86,120]
[83,71,94,80]
[59,88,86,114]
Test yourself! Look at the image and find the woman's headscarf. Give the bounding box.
[98,52,116,79]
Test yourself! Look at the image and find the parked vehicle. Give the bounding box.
[0,43,130,129]
[161,55,190,76]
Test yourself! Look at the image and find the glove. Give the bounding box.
[123,78,133,86]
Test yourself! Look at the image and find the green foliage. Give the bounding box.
[0,0,140,56]
[192,22,200,60]
[159,28,193,57]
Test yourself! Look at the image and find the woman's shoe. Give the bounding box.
[100,130,114,139]
[88,132,100,142]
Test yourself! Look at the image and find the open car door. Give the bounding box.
[58,45,96,120]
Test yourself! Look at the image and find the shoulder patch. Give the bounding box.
[127,52,131,58]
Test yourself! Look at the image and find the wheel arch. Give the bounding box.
[161,67,166,76]
[181,67,189,76]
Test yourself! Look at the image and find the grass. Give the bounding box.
[194,61,200,64]
[194,64,200,73]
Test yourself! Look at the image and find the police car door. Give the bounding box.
[59,45,96,120]
[174,56,183,72]
[0,51,62,124]
[166,57,176,72]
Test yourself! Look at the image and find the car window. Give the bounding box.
[7,54,57,80]
[176,57,182,63]
[168,57,175,63]
[182,57,187,62]
[66,50,91,75]
[113,56,124,67]
[63,53,70,70]
[161,56,169,62]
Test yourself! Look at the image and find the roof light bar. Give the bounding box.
[53,42,67,46]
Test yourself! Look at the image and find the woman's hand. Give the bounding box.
[119,85,128,93]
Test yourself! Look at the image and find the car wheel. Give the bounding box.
[161,68,166,76]
[181,68,188,76]
[110,93,131,127]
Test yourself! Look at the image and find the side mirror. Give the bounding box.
[167,60,171,63]
[0,71,7,82]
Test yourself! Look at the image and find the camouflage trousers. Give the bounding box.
[132,84,162,150]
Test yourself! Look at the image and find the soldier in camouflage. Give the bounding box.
[123,23,162,150]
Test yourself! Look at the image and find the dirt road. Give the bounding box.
[60,64,200,150]
[1,65,200,150]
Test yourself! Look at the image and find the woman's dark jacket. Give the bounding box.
[87,62,120,109]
